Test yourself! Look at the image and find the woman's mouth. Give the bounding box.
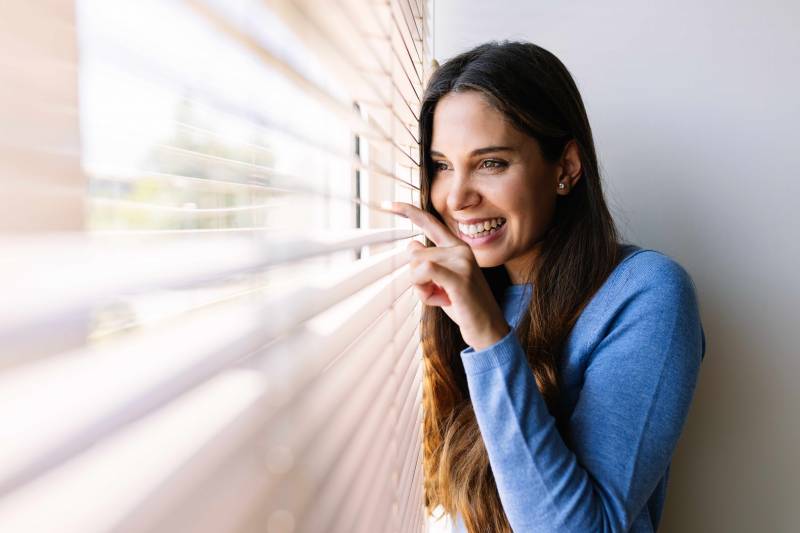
[456,217,507,246]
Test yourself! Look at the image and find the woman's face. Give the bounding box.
[429,90,575,282]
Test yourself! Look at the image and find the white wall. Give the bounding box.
[433,1,800,531]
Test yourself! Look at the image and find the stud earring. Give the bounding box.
[558,183,566,190]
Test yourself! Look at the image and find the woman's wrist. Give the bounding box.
[468,320,512,351]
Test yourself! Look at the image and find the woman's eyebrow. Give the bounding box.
[430,146,515,158]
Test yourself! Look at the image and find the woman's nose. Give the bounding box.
[446,173,480,212]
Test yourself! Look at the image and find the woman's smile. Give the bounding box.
[455,217,508,247]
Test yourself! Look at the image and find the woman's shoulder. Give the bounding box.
[595,243,700,317]
[569,243,705,361]
[613,244,697,293]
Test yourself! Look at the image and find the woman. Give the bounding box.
[386,41,705,532]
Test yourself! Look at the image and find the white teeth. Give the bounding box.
[457,218,505,236]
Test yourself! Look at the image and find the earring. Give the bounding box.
[558,183,566,190]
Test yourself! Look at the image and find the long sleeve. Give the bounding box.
[460,253,705,532]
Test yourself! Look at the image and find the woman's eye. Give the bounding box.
[433,161,449,172]
[480,159,507,170]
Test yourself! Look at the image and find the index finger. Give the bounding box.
[380,201,460,247]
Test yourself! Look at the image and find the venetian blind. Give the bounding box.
[0,0,431,532]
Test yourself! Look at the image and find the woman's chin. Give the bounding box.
[473,250,507,269]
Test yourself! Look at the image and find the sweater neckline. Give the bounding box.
[501,244,640,297]
[504,283,532,295]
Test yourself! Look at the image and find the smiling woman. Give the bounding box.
[386,41,706,533]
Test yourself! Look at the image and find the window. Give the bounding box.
[0,1,431,531]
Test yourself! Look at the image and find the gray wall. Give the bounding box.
[433,1,799,531]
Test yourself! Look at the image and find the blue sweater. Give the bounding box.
[452,245,706,532]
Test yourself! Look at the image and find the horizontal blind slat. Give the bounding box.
[0,369,267,533]
[182,0,394,146]
[230,291,420,532]
[0,229,416,351]
[0,256,415,492]
[318,321,421,533]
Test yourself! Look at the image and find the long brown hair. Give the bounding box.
[420,41,622,531]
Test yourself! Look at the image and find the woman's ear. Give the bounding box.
[556,140,582,195]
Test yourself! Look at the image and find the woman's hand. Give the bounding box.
[385,201,511,351]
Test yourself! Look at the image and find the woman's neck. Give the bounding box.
[504,247,539,284]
